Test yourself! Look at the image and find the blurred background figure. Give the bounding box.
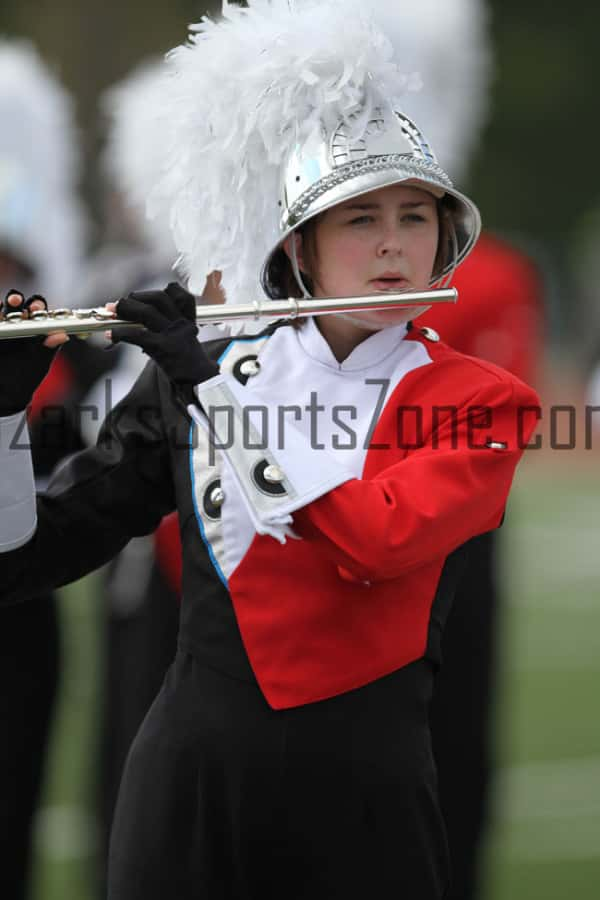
[0,40,83,302]
[582,219,600,433]
[586,360,600,414]
[80,59,224,893]
[81,59,181,318]
[390,2,546,897]
[0,38,89,900]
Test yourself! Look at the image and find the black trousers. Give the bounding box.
[430,531,500,900]
[99,560,180,854]
[98,552,180,896]
[108,653,450,900]
[0,594,60,900]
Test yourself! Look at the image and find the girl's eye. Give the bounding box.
[348,215,374,225]
[403,213,427,224]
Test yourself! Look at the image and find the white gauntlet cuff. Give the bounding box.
[192,374,353,542]
[0,412,37,551]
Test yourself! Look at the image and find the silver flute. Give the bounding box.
[0,288,457,340]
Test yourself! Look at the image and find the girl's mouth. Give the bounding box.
[370,278,410,292]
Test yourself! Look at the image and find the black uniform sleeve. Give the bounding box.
[0,361,176,605]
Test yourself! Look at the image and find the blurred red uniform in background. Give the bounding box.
[422,231,545,900]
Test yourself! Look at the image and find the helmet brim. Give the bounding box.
[261,163,481,298]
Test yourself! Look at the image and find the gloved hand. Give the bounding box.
[0,291,64,416]
[110,283,219,406]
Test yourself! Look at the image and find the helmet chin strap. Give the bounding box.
[432,215,459,290]
[290,235,312,299]
[339,308,419,332]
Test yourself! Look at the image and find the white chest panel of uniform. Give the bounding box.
[190,320,432,583]
[250,319,432,474]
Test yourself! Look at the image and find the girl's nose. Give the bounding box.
[376,226,403,257]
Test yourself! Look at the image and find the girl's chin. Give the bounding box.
[341,305,431,331]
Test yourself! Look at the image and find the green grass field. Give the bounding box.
[30,462,600,899]
[485,463,600,898]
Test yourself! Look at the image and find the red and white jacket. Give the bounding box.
[156,233,546,599]
[0,317,539,709]
[189,318,539,706]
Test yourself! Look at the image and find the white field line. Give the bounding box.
[506,521,600,605]
[513,647,600,672]
[492,755,600,861]
[508,617,600,671]
[497,756,600,820]
[33,757,600,865]
[33,805,98,861]
[493,821,600,862]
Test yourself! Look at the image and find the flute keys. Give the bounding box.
[72,307,114,321]
[91,307,117,321]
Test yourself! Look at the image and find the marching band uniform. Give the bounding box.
[86,232,545,900]
[0,2,540,897]
[0,312,538,898]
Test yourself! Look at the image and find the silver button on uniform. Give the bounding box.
[239,359,261,377]
[263,464,285,484]
[420,326,440,342]
[209,486,225,507]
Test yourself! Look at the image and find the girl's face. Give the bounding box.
[293,182,439,331]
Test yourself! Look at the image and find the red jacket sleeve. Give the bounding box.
[294,377,539,582]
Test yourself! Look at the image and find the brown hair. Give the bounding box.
[264,215,321,300]
[434,197,455,280]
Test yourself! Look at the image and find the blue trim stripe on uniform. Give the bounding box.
[217,334,269,366]
[188,422,228,588]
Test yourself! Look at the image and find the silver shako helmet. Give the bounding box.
[261,100,481,299]
[148,0,484,329]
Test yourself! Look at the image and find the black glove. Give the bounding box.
[111,283,218,406]
[0,291,57,416]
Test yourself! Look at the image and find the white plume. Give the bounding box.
[101,60,177,262]
[148,0,418,304]
[373,0,492,181]
[0,39,86,298]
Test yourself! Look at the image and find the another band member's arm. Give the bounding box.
[0,361,175,605]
